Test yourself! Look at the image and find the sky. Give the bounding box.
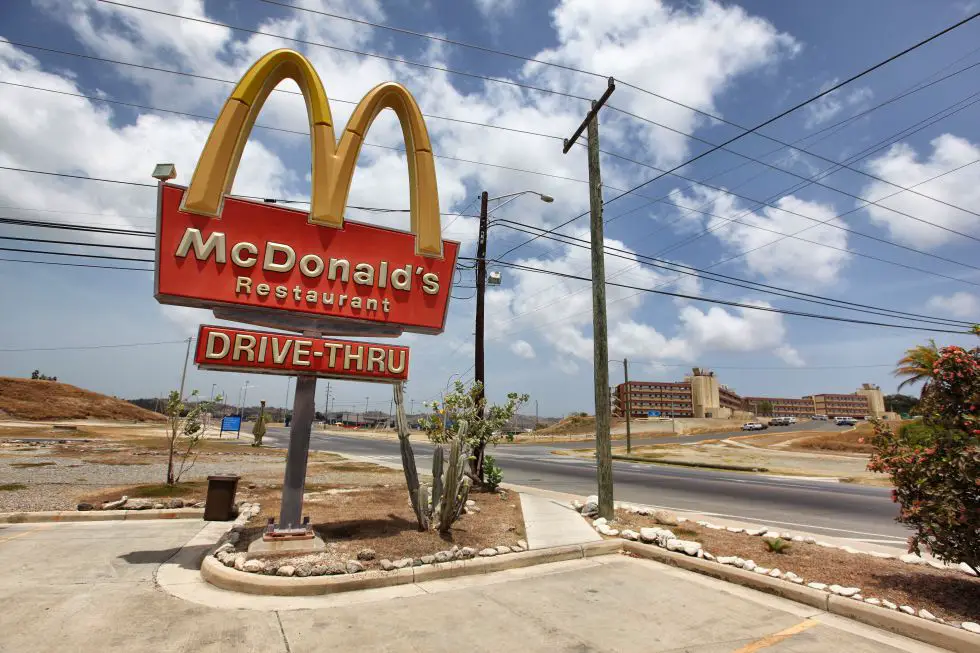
[0,0,979,418]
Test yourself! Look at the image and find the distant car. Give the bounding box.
[812,415,828,421]
[769,417,790,427]
[787,416,798,424]
[835,417,857,426]
[742,422,765,431]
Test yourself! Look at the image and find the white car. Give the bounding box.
[741,422,765,431]
[835,417,857,426]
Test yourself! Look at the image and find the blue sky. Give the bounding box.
[0,0,978,417]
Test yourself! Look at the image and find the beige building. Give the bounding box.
[613,371,885,419]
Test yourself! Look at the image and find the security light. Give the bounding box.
[151,163,177,181]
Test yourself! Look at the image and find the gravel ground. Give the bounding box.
[0,441,401,512]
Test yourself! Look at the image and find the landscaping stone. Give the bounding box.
[899,553,925,565]
[918,609,936,621]
[725,527,744,534]
[593,517,608,526]
[276,565,295,577]
[495,545,511,555]
[926,560,946,570]
[717,556,739,565]
[829,585,861,598]
[803,537,816,544]
[510,545,523,553]
[791,535,804,542]
[869,551,894,559]
[357,548,376,561]
[768,568,781,578]
[958,562,977,576]
[815,541,834,548]
[753,567,771,575]
[899,606,916,615]
[705,524,724,530]
[864,598,881,606]
[226,532,240,545]
[571,499,583,511]
[421,555,435,565]
[75,502,94,511]
[380,559,395,571]
[215,542,235,555]
[222,555,236,568]
[882,600,897,610]
[745,527,768,536]
[465,499,476,507]
[392,558,413,569]
[962,622,980,634]
[294,564,312,578]
[102,497,127,510]
[346,561,365,574]
[517,539,528,550]
[324,562,347,575]
[596,524,617,536]
[639,527,663,544]
[434,551,452,563]
[741,560,757,572]
[652,509,678,526]
[807,583,827,591]
[634,507,651,516]
[168,498,184,508]
[232,554,247,571]
[852,594,863,601]
[478,548,497,557]
[243,560,264,573]
[459,547,477,559]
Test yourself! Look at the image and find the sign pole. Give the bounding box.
[623,358,632,454]
[277,374,317,530]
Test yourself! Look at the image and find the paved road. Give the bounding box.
[252,421,906,543]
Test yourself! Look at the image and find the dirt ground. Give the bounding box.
[235,485,526,569]
[611,510,979,625]
[0,422,401,511]
[0,377,164,422]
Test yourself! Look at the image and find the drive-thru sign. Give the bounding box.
[152,48,453,537]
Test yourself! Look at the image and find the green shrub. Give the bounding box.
[483,455,503,492]
[764,537,792,554]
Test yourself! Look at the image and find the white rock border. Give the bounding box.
[574,500,980,634]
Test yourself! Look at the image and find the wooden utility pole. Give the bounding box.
[178,336,191,400]
[623,358,632,454]
[563,77,615,519]
[474,190,489,419]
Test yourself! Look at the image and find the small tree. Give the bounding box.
[757,400,773,416]
[419,380,528,486]
[164,390,218,486]
[252,400,267,447]
[869,341,980,574]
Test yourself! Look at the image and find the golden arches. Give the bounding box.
[181,48,443,258]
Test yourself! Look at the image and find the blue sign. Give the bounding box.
[648,410,661,417]
[220,416,242,433]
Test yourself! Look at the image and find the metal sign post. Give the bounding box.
[277,374,317,532]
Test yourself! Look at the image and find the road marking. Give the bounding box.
[732,619,819,652]
[0,523,51,544]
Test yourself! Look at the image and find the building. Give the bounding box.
[613,371,883,419]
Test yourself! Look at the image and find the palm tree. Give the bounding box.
[894,340,940,392]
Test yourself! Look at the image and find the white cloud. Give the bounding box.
[673,187,850,287]
[926,292,980,320]
[803,80,872,128]
[474,0,517,17]
[860,134,980,248]
[509,339,536,359]
[775,344,805,367]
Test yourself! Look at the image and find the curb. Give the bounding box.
[622,541,979,653]
[610,454,768,472]
[201,539,624,597]
[0,508,205,524]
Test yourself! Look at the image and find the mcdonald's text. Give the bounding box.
[156,185,459,334]
[194,325,409,382]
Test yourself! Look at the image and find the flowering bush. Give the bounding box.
[869,345,980,574]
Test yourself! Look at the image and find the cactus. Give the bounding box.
[436,421,472,533]
[394,383,429,530]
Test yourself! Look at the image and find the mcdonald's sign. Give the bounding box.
[154,49,458,336]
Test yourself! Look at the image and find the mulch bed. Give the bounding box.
[234,485,525,569]
[612,510,980,625]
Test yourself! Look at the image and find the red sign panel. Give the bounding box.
[194,325,409,383]
[155,184,459,335]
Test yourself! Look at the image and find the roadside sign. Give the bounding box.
[195,324,409,383]
[220,415,241,438]
[153,50,458,337]
[648,410,660,417]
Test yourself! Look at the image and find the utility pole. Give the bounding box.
[474,190,489,419]
[535,399,539,430]
[283,377,292,424]
[239,380,250,421]
[323,381,331,426]
[563,77,615,520]
[388,399,394,429]
[178,336,192,400]
[623,358,632,454]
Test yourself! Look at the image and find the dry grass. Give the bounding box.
[0,377,164,422]
[238,485,525,567]
[614,510,980,624]
[792,431,875,454]
[79,481,208,505]
[0,483,27,491]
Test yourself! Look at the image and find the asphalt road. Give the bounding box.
[252,420,907,543]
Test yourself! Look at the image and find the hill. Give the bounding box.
[0,377,165,422]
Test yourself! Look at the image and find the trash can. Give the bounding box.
[204,474,240,521]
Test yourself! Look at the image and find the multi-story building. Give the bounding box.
[613,372,884,419]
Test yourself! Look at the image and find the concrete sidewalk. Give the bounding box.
[0,519,946,652]
[519,492,602,549]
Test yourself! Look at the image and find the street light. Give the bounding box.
[474,189,554,418]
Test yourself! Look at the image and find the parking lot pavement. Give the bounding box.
[0,520,944,652]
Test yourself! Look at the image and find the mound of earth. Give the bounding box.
[0,377,165,422]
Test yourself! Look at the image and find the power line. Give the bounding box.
[0,246,153,263]
[0,216,155,237]
[0,235,154,251]
[0,340,189,353]
[495,10,980,260]
[0,257,152,272]
[489,222,977,328]
[490,260,973,334]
